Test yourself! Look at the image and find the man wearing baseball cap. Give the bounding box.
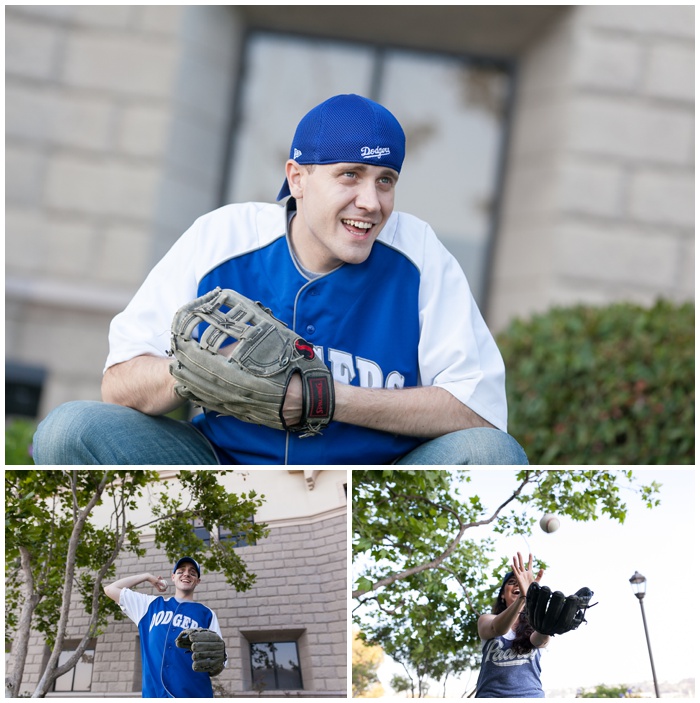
[104,557,226,697]
[35,93,528,466]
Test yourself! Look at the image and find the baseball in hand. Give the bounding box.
[155,577,168,592]
[540,514,560,533]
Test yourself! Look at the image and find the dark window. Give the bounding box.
[193,517,255,547]
[53,641,95,692]
[5,362,46,418]
[250,641,303,691]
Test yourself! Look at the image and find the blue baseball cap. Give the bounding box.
[500,571,515,592]
[277,94,406,201]
[173,556,200,578]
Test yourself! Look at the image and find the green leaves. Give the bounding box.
[496,300,694,464]
[150,470,269,592]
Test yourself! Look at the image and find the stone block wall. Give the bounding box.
[489,5,694,330]
[5,5,241,416]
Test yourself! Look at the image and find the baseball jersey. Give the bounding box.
[119,588,222,698]
[105,201,508,464]
[475,630,544,698]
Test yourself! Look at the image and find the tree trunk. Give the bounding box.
[5,547,41,697]
[32,472,111,698]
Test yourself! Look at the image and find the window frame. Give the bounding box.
[249,640,304,691]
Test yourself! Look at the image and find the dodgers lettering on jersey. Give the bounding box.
[475,634,544,698]
[149,609,200,631]
[120,589,221,698]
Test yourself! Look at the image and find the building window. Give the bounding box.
[250,641,303,691]
[52,640,95,693]
[192,517,256,547]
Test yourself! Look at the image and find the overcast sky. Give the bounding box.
[365,468,696,696]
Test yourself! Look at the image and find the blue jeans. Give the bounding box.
[33,401,528,465]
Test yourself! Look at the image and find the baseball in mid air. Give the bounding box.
[540,514,560,533]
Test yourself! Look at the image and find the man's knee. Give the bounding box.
[459,428,529,465]
[397,427,528,465]
[33,400,107,464]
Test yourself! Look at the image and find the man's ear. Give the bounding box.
[285,160,306,199]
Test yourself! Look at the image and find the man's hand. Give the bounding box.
[282,373,303,428]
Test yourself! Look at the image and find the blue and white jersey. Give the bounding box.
[475,630,544,698]
[106,201,507,464]
[119,588,222,698]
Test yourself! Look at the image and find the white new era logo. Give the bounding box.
[293,148,302,159]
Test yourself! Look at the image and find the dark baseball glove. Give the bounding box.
[175,628,226,676]
[169,287,334,437]
[525,582,597,636]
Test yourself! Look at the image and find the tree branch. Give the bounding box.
[352,472,537,599]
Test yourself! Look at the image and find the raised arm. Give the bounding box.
[102,355,185,416]
[103,572,167,603]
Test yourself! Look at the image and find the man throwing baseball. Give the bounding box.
[34,93,528,465]
[104,557,226,698]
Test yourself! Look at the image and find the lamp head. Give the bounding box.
[629,570,647,600]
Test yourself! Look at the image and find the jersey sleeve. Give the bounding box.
[118,588,158,626]
[207,610,223,639]
[389,213,508,432]
[103,218,204,372]
[207,610,228,667]
[103,202,285,373]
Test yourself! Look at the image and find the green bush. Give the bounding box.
[496,300,694,464]
[5,418,37,465]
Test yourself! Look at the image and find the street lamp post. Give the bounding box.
[629,571,661,698]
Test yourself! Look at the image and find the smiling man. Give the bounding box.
[34,93,528,465]
[104,557,225,698]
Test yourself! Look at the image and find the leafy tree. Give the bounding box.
[352,469,660,696]
[5,470,269,698]
[352,626,385,698]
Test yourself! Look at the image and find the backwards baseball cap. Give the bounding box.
[500,571,515,592]
[276,93,406,201]
[173,556,201,578]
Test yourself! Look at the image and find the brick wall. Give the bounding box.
[489,5,694,330]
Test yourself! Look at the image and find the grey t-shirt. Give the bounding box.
[475,629,544,698]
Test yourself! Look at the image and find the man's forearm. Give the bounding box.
[104,572,159,603]
[102,355,184,416]
[332,384,495,438]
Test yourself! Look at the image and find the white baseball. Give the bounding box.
[156,577,168,592]
[540,514,560,533]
